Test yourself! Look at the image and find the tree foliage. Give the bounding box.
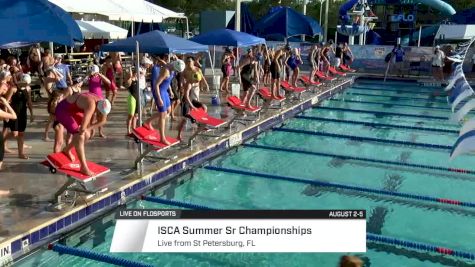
[153,0,475,30]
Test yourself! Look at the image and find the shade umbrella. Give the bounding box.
[0,0,82,46]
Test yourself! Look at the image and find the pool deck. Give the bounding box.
[0,74,355,264]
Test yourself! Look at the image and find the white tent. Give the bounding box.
[48,0,126,17]
[50,0,185,23]
[76,20,128,39]
[435,25,475,40]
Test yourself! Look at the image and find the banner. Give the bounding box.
[110,209,366,253]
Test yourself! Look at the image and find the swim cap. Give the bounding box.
[90,65,100,73]
[192,71,202,82]
[97,99,111,115]
[21,74,31,84]
[73,77,83,84]
[171,59,185,72]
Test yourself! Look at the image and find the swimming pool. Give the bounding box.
[16,79,475,266]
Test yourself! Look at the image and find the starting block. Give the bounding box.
[43,148,109,210]
[132,126,180,168]
[281,80,307,99]
[316,71,336,82]
[258,87,286,110]
[227,96,262,127]
[187,108,227,147]
[298,76,322,92]
[329,66,347,76]
[340,64,356,73]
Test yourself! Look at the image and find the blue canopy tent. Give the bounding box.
[101,30,208,54]
[191,29,265,47]
[0,0,82,47]
[190,28,265,69]
[254,6,322,40]
[226,2,255,34]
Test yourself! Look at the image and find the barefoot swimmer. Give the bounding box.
[55,93,111,176]
[143,59,185,146]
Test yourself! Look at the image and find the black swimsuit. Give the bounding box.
[5,88,28,132]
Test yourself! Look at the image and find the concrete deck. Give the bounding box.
[0,76,352,242]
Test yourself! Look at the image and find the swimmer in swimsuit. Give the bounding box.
[55,93,111,176]
[285,48,302,87]
[238,49,259,108]
[143,59,186,146]
[102,57,118,104]
[177,56,209,141]
[0,96,17,171]
[270,46,288,99]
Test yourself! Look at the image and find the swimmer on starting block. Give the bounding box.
[54,92,111,176]
[143,59,186,145]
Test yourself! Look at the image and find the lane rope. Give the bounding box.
[350,86,444,96]
[141,195,475,261]
[346,92,451,104]
[204,166,475,208]
[243,143,475,177]
[314,106,449,120]
[295,115,458,134]
[274,128,452,150]
[48,243,154,267]
[329,98,458,112]
[140,195,216,210]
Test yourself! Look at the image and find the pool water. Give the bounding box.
[17,79,475,267]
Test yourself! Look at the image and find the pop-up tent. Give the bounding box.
[76,20,128,39]
[190,28,266,69]
[191,29,265,47]
[435,25,475,40]
[254,6,322,40]
[0,0,82,46]
[101,30,208,54]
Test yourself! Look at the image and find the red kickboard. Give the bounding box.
[133,127,179,148]
[258,88,286,101]
[189,108,226,128]
[46,150,109,182]
[227,96,261,112]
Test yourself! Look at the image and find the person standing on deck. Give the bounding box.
[432,45,445,81]
[177,57,209,141]
[143,60,185,145]
[238,48,259,108]
[392,44,405,77]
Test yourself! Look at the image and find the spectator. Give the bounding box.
[339,255,363,267]
[431,45,445,81]
[53,54,72,94]
[392,44,405,77]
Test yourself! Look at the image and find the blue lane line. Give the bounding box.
[329,98,454,112]
[346,92,450,104]
[242,143,475,176]
[140,196,475,261]
[350,86,444,96]
[354,83,438,93]
[313,106,449,120]
[274,128,452,150]
[48,244,153,267]
[294,115,458,134]
[204,166,475,209]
